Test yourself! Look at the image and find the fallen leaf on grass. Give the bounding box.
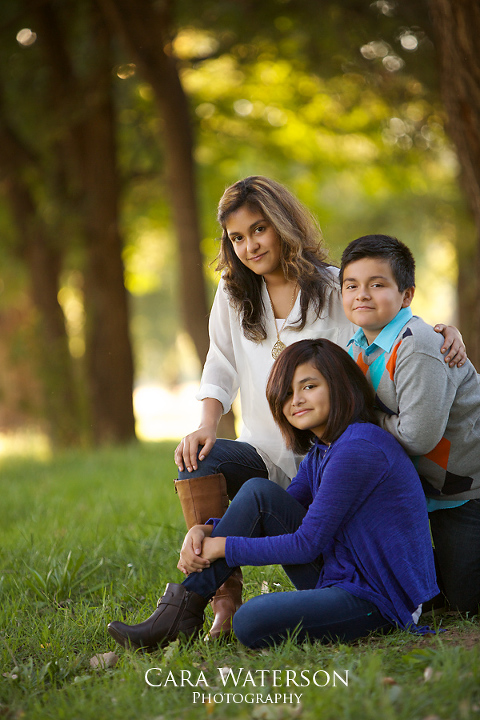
[0,708,25,719]
[423,666,443,682]
[2,672,19,680]
[90,652,119,669]
[204,699,215,715]
[423,666,434,682]
[162,639,179,661]
[381,676,397,685]
[218,666,232,682]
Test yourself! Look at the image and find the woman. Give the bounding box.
[172,177,464,637]
[108,339,438,650]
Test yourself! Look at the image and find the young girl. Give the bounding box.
[172,176,462,637]
[109,339,438,650]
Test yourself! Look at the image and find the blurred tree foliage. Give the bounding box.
[428,0,480,366]
[0,0,477,445]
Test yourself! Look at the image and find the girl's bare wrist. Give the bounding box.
[213,537,226,559]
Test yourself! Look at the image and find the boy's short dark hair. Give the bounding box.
[339,234,416,291]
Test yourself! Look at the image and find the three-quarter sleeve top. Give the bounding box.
[196,268,355,486]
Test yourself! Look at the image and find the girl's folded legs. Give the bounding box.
[232,586,393,649]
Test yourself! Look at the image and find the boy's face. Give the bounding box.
[341,257,414,344]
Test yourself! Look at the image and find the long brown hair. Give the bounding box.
[266,339,378,454]
[216,176,334,343]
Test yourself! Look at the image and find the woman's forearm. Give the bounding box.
[199,397,224,431]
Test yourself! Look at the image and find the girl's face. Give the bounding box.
[225,205,283,281]
[282,362,331,441]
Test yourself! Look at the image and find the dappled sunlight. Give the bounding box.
[0,384,227,455]
[123,225,173,295]
[0,430,51,460]
[57,274,86,359]
[173,28,219,60]
[133,382,202,441]
[413,238,457,326]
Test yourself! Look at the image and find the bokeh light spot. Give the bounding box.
[16,28,37,46]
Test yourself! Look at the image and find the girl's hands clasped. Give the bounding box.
[177,525,212,575]
[177,525,227,576]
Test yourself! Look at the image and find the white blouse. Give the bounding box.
[196,268,356,487]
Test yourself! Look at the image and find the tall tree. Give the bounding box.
[97,0,210,365]
[0,0,136,443]
[97,0,236,438]
[0,102,80,445]
[34,0,136,443]
[428,0,480,367]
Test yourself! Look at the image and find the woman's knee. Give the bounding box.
[177,444,224,479]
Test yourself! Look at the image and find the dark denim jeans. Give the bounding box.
[429,499,480,614]
[182,477,392,647]
[177,438,269,498]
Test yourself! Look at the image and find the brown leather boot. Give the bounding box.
[107,582,208,651]
[174,474,229,527]
[174,473,243,639]
[209,567,243,639]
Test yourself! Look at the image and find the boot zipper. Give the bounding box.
[168,591,189,639]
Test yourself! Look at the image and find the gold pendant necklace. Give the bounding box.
[272,339,286,359]
[265,281,298,359]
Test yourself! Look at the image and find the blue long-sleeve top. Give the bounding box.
[225,422,439,629]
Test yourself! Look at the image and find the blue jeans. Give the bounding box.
[429,499,480,614]
[182,477,392,647]
[177,438,269,498]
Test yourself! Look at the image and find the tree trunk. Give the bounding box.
[0,108,81,444]
[96,0,210,365]
[97,0,236,438]
[80,79,137,444]
[35,1,136,443]
[428,0,480,368]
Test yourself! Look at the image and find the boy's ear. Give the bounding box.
[401,286,415,308]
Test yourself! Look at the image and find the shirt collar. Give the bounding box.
[347,307,413,354]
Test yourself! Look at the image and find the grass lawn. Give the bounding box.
[1,441,479,720]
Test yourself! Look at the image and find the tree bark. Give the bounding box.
[35,0,136,443]
[97,0,236,438]
[96,0,210,365]
[0,112,80,445]
[428,0,480,368]
[80,75,137,444]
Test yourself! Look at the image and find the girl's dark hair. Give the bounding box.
[266,339,378,454]
[216,176,335,343]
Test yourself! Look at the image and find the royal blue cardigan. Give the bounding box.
[225,422,439,629]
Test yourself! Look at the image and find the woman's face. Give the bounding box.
[224,205,283,280]
[282,362,331,441]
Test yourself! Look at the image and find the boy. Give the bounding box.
[340,234,480,615]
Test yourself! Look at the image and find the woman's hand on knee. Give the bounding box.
[177,525,211,575]
[174,426,217,472]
